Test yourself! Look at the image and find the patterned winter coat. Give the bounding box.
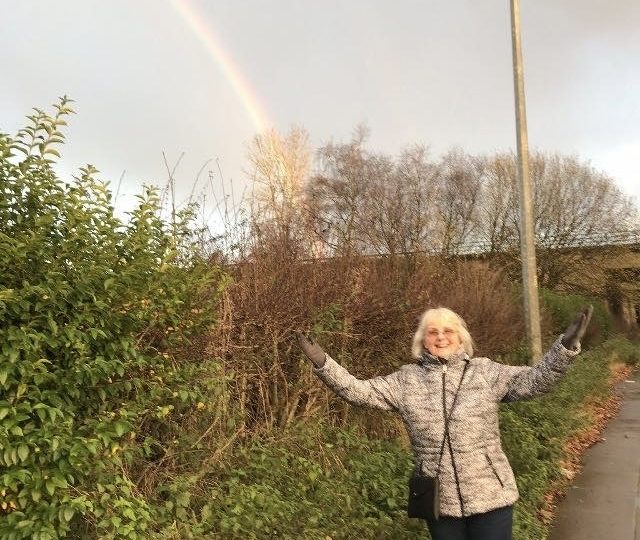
[313,337,579,517]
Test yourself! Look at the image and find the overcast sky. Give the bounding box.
[2,0,639,222]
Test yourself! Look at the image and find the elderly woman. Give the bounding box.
[297,305,592,540]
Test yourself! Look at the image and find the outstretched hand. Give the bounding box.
[295,331,327,368]
[561,305,594,351]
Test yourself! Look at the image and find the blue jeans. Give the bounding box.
[426,505,513,540]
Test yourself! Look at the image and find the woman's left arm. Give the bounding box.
[488,306,593,402]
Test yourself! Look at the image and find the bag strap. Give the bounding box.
[435,360,468,476]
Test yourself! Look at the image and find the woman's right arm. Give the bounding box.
[296,332,404,412]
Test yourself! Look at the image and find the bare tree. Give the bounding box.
[265,123,639,296]
[392,145,440,254]
[305,126,373,256]
[530,153,639,289]
[433,149,484,255]
[477,151,639,290]
[306,132,443,260]
[247,126,311,253]
[478,154,519,254]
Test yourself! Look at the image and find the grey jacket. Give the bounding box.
[313,337,579,517]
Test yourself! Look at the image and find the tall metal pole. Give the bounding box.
[510,0,542,363]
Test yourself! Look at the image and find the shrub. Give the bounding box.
[540,289,612,345]
[0,98,227,539]
[149,420,426,540]
[599,336,640,366]
[214,251,525,436]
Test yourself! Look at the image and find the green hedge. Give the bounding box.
[540,289,612,344]
[599,336,640,367]
[150,424,423,539]
[0,99,227,539]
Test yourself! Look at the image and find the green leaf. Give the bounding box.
[18,444,29,462]
[45,479,56,496]
[113,421,129,437]
[0,368,8,385]
[52,473,68,488]
[16,383,27,398]
[47,318,58,335]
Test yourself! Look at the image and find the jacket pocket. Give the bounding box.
[485,454,504,488]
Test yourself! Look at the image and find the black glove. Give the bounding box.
[295,331,327,368]
[561,305,594,351]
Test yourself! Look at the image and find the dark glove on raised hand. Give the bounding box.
[295,331,327,368]
[561,305,594,351]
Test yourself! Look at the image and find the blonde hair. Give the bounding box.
[411,307,474,359]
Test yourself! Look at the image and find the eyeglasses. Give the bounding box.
[426,328,456,338]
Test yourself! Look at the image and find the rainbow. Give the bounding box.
[168,0,271,134]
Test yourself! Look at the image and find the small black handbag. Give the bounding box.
[408,474,440,520]
[407,362,468,521]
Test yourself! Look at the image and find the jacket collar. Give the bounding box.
[418,348,469,367]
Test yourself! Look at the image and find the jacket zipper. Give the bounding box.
[485,454,504,488]
[442,362,466,516]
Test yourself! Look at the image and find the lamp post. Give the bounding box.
[510,0,542,363]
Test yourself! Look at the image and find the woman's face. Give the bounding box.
[423,316,462,359]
